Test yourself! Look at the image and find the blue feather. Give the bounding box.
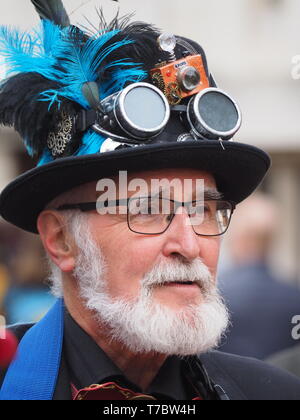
[102,65,147,98]
[23,137,35,157]
[74,130,106,156]
[0,21,147,109]
[40,20,61,55]
[38,90,62,110]
[0,24,56,78]
[41,27,142,108]
[37,148,54,166]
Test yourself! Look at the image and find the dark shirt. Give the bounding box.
[53,309,199,400]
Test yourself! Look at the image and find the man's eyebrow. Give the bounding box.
[155,187,223,200]
[203,188,224,200]
[148,187,223,199]
[118,186,224,200]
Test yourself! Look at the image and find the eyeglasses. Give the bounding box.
[57,197,236,237]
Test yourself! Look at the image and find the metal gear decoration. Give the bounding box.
[166,82,182,105]
[47,111,73,157]
[151,72,166,94]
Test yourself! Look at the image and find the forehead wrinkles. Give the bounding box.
[126,169,216,188]
[95,169,217,201]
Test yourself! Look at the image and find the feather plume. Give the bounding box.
[0,12,161,160]
[31,0,70,27]
[38,24,146,108]
[74,130,105,156]
[0,72,82,157]
[0,23,58,77]
[82,10,161,75]
[0,72,62,156]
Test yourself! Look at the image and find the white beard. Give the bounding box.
[73,220,229,356]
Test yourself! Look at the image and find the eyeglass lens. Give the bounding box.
[127,197,233,236]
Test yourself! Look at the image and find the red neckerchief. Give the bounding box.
[71,382,203,401]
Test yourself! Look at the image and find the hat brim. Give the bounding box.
[0,140,271,233]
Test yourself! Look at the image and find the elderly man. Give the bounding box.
[0,0,300,400]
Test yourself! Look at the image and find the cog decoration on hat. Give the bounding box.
[165,82,182,105]
[47,111,73,157]
[151,72,166,95]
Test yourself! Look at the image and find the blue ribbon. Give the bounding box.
[0,299,64,400]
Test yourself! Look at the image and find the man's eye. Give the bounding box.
[192,204,214,218]
[166,214,173,222]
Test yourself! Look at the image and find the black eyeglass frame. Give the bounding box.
[56,198,236,237]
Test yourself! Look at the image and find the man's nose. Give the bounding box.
[161,208,201,261]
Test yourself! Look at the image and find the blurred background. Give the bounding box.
[0,0,299,372]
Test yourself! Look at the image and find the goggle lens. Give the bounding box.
[199,90,239,133]
[122,85,169,131]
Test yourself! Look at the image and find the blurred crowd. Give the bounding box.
[0,221,55,325]
[219,192,300,377]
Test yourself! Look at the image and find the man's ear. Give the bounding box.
[37,211,76,273]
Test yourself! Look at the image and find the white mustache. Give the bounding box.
[142,258,213,294]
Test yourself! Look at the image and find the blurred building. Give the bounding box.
[0,0,300,287]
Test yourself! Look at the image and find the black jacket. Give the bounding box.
[1,323,300,401]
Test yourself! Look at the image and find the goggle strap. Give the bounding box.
[75,109,98,132]
[171,104,188,113]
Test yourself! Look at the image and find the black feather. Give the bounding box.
[81,10,162,78]
[103,19,208,81]
[31,0,70,27]
[84,10,205,78]
[0,73,79,157]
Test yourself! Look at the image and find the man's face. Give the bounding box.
[86,168,221,311]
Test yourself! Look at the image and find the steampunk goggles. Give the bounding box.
[76,82,241,146]
[75,33,242,146]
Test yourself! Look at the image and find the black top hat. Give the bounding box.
[0,1,271,233]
